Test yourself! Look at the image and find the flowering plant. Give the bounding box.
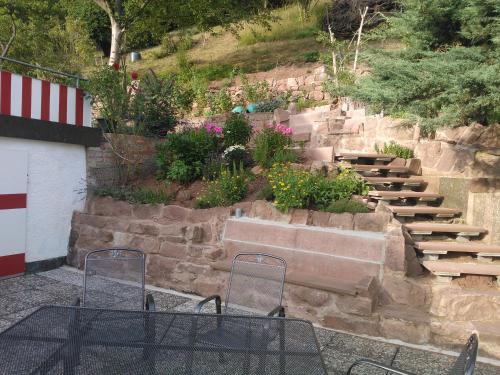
[253,123,294,168]
[204,122,223,135]
[222,144,245,158]
[270,123,293,136]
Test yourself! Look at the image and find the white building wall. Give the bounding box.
[0,137,86,262]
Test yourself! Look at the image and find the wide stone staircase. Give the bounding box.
[283,103,500,284]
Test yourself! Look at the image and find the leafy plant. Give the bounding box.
[257,183,275,201]
[166,160,192,185]
[156,126,221,182]
[254,97,287,112]
[375,141,414,159]
[206,87,233,115]
[271,149,299,164]
[195,163,250,208]
[241,75,271,103]
[324,198,370,213]
[223,145,250,167]
[302,50,320,62]
[253,124,293,168]
[223,114,253,146]
[93,186,170,205]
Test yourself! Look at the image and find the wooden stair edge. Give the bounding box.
[415,241,500,254]
[210,261,367,296]
[422,260,500,277]
[404,223,487,234]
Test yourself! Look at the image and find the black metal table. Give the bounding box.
[0,306,328,375]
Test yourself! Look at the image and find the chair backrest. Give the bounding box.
[224,253,287,315]
[449,333,478,375]
[83,248,145,310]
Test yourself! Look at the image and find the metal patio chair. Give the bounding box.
[75,248,155,311]
[196,253,287,317]
[194,253,287,352]
[347,333,479,375]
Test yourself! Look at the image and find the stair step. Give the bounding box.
[336,153,395,163]
[422,259,500,277]
[369,191,442,202]
[289,112,326,127]
[211,261,374,296]
[415,241,500,257]
[405,223,486,237]
[363,177,425,187]
[389,206,460,218]
[223,218,385,284]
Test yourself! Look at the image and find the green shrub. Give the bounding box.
[271,149,299,164]
[253,124,293,168]
[166,160,192,185]
[267,164,369,212]
[254,97,287,112]
[257,183,275,201]
[324,198,370,214]
[241,76,271,103]
[156,127,221,182]
[93,186,170,205]
[302,51,320,62]
[206,87,233,115]
[223,114,253,146]
[195,164,250,208]
[375,141,414,159]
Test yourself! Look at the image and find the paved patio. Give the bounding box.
[0,267,498,375]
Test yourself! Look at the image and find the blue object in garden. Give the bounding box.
[246,103,257,113]
[130,52,141,62]
[232,106,244,113]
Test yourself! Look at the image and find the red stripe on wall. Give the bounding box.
[21,76,32,118]
[58,84,67,124]
[0,253,25,278]
[0,194,27,210]
[75,88,84,126]
[41,80,50,121]
[0,71,12,115]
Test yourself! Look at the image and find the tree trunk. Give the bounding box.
[109,19,124,65]
[353,6,368,73]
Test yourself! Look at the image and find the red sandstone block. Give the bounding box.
[224,219,297,248]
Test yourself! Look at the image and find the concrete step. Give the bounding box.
[336,153,395,163]
[363,177,426,188]
[369,191,442,202]
[211,261,376,297]
[415,241,500,256]
[389,206,460,218]
[404,223,487,237]
[222,218,385,285]
[289,111,326,128]
[422,259,500,279]
[303,147,334,162]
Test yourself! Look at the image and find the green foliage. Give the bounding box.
[271,149,299,164]
[130,71,180,136]
[295,97,329,112]
[254,97,287,112]
[195,164,250,208]
[302,50,320,62]
[93,186,170,205]
[156,127,220,182]
[324,198,370,213]
[222,145,250,167]
[223,114,253,146]
[375,141,414,159]
[206,87,233,114]
[267,164,369,212]
[252,125,293,168]
[166,160,192,185]
[352,47,500,130]
[241,76,271,103]
[348,0,500,130]
[257,183,275,201]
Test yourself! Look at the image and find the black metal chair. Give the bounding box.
[196,253,287,317]
[75,248,155,311]
[347,333,479,375]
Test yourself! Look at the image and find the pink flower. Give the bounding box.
[131,71,139,80]
[111,62,120,71]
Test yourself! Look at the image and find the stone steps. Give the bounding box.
[422,259,500,281]
[368,191,442,202]
[363,176,426,188]
[415,241,500,257]
[210,260,375,297]
[336,152,395,163]
[342,164,410,177]
[222,218,385,285]
[404,222,487,238]
[388,206,461,218]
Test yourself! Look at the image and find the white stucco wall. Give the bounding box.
[0,137,86,262]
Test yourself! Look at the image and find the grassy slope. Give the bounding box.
[128,4,326,78]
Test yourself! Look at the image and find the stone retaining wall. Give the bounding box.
[86,133,157,188]
[67,196,500,359]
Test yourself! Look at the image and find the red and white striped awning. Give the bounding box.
[0,70,91,127]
